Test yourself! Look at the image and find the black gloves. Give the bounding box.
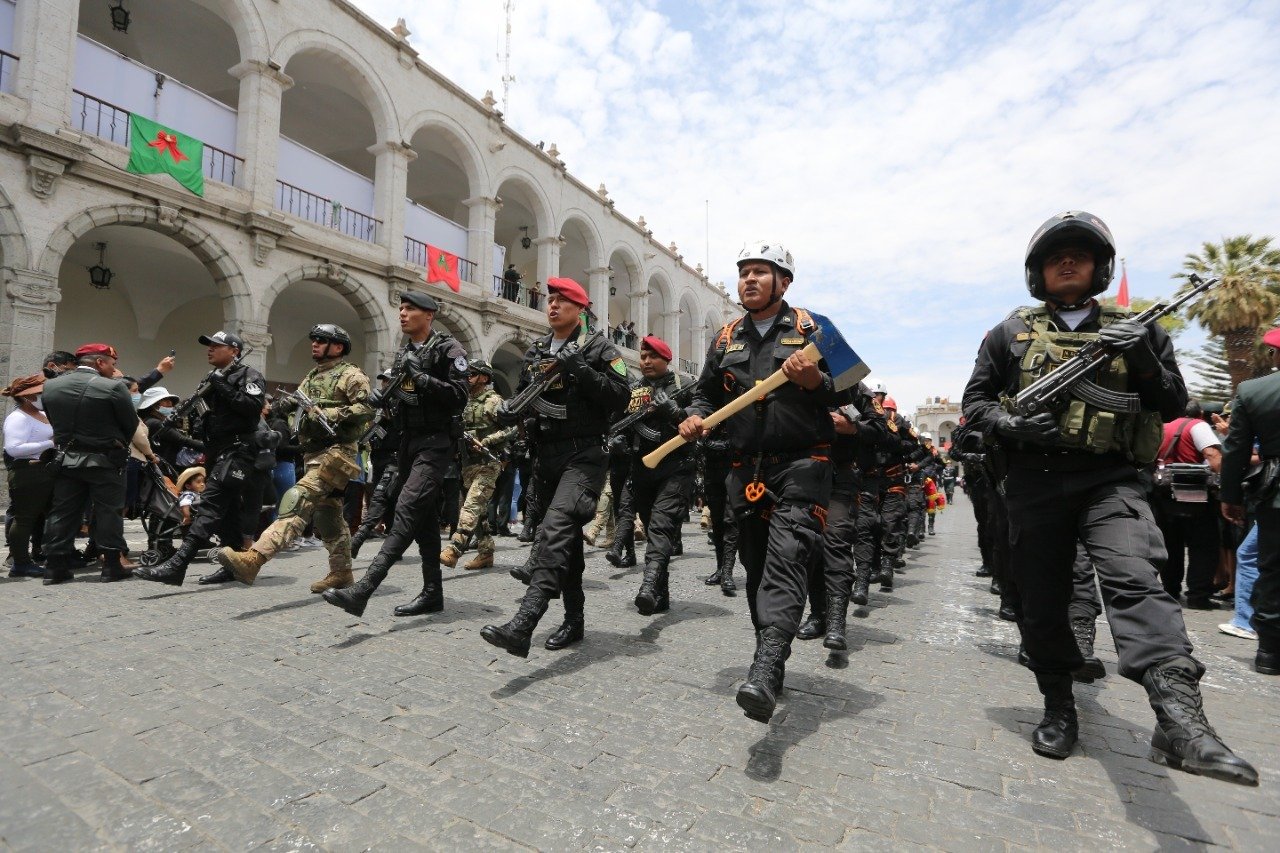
[656,398,686,423]
[555,344,586,377]
[1099,320,1160,373]
[995,411,1061,445]
[495,401,519,426]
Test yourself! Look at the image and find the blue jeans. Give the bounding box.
[269,460,298,523]
[1233,522,1259,631]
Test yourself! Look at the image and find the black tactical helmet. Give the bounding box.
[309,323,352,355]
[1024,211,1116,302]
[468,359,494,379]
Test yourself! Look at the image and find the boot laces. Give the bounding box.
[1157,667,1217,741]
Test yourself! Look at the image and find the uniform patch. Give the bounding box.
[726,343,745,353]
[454,356,468,372]
[246,382,262,396]
[610,357,627,377]
[779,336,805,346]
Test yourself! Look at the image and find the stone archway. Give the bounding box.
[0,178,37,387]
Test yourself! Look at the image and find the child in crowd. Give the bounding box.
[176,467,206,531]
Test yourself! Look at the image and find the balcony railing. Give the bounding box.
[0,49,16,95]
[404,236,476,283]
[679,357,698,375]
[70,90,245,188]
[276,180,380,243]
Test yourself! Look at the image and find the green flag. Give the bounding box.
[125,114,205,197]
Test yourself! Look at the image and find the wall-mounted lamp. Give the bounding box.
[87,242,114,289]
[109,1,131,33]
[519,226,531,250]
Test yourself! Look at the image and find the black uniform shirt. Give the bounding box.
[518,329,630,441]
[202,362,267,453]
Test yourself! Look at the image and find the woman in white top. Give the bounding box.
[3,375,56,576]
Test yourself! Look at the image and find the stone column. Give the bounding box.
[629,288,649,340]
[11,0,79,132]
[662,310,681,362]
[230,60,294,208]
[533,236,563,293]
[464,195,500,291]
[586,266,611,331]
[0,268,60,387]
[369,140,415,255]
[233,322,272,377]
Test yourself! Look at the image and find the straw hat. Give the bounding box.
[1,374,44,399]
[176,467,206,491]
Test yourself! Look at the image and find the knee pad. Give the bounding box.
[277,485,315,520]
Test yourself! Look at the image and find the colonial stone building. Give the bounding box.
[0,0,736,397]
[913,396,961,447]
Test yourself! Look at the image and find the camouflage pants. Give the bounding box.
[252,445,361,574]
[450,460,502,556]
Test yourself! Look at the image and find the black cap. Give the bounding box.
[198,330,245,350]
[400,291,440,312]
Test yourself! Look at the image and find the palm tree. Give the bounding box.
[1175,235,1280,390]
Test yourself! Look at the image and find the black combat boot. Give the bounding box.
[510,550,534,584]
[604,530,628,567]
[1257,649,1280,675]
[349,524,372,560]
[481,589,550,658]
[618,540,637,568]
[1031,672,1078,759]
[880,564,894,592]
[1071,616,1106,682]
[393,561,444,617]
[99,550,133,583]
[719,551,737,596]
[197,562,235,585]
[42,554,75,586]
[736,626,792,723]
[322,556,391,618]
[989,576,1002,596]
[927,516,935,535]
[704,541,724,585]
[1142,656,1258,785]
[975,564,993,577]
[795,612,826,641]
[851,563,872,606]
[135,537,200,586]
[635,564,669,615]
[545,584,585,650]
[517,521,536,543]
[824,594,849,651]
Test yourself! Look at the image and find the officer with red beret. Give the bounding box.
[481,277,629,656]
[610,334,696,618]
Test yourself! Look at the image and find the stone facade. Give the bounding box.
[913,397,961,447]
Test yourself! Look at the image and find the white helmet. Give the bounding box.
[737,240,795,280]
[872,382,888,395]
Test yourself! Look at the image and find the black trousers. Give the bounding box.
[810,465,858,612]
[187,448,255,547]
[729,457,831,635]
[879,486,908,563]
[623,463,692,571]
[375,437,451,567]
[853,479,882,574]
[43,464,127,556]
[1069,543,1102,623]
[1005,465,1194,682]
[1253,506,1280,655]
[968,476,993,569]
[1155,496,1220,601]
[527,444,607,616]
[608,454,631,521]
[6,462,56,562]
[906,485,926,541]
[987,489,1018,615]
[705,456,738,569]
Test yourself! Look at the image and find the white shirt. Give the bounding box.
[1187,420,1222,454]
[4,409,55,460]
[1055,306,1093,330]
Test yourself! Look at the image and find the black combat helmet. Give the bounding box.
[309,323,352,356]
[1024,211,1116,302]
[468,359,495,379]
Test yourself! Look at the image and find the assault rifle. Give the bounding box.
[607,379,699,441]
[1010,275,1218,417]
[499,332,603,421]
[463,430,502,464]
[163,344,252,431]
[284,388,338,439]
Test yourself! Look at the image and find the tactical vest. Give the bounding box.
[1013,306,1163,463]
[463,386,509,448]
[395,332,464,437]
[297,361,371,449]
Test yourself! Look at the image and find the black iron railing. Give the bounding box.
[404,236,476,282]
[276,180,380,243]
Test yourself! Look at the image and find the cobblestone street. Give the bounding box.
[1,495,1277,850]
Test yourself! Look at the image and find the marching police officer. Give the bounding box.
[439,359,514,571]
[612,335,694,616]
[480,277,629,656]
[700,434,738,595]
[40,343,140,584]
[208,324,372,589]
[678,241,842,723]
[136,331,267,585]
[962,210,1255,784]
[323,291,469,618]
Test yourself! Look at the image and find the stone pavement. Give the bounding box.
[1,495,1277,851]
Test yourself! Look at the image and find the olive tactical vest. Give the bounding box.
[1013,306,1163,463]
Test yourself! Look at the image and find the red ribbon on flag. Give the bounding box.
[148,131,189,163]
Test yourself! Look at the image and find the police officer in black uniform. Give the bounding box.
[136,331,266,585]
[679,240,842,723]
[323,290,469,618]
[963,211,1256,784]
[612,334,694,616]
[701,434,738,595]
[481,277,629,656]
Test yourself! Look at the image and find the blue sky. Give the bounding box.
[355,0,1280,411]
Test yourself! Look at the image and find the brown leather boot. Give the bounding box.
[310,568,355,594]
[463,552,493,571]
[439,545,461,568]
[212,547,267,586]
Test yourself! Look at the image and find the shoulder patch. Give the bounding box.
[726,342,745,353]
[609,357,628,377]
[453,355,469,373]
[246,382,262,396]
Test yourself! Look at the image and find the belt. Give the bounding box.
[730,446,829,468]
[538,435,604,455]
[9,458,47,466]
[1007,449,1127,472]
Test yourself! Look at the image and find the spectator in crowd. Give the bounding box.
[134,353,177,394]
[42,351,76,379]
[137,387,204,468]
[503,263,521,302]
[1221,523,1260,641]
[176,467,206,530]
[1154,399,1224,608]
[527,281,542,310]
[3,375,56,577]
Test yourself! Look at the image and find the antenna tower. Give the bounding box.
[499,0,516,114]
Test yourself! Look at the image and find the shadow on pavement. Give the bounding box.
[135,574,298,600]
[491,603,732,700]
[328,600,497,648]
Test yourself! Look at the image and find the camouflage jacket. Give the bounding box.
[280,360,374,452]
[463,385,515,458]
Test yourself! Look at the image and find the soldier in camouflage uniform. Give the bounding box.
[440,360,514,571]
[208,324,372,589]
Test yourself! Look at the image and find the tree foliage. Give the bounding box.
[1184,336,1233,404]
[1097,295,1187,338]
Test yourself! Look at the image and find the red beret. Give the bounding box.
[1264,327,1280,349]
[546,277,589,307]
[641,335,672,361]
[75,343,119,359]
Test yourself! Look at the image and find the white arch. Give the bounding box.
[272,29,399,143]
[401,109,489,196]
[261,263,395,359]
[558,209,605,271]
[492,167,555,238]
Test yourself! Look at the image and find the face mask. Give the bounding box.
[157,406,174,416]
[31,398,43,411]
[131,393,142,406]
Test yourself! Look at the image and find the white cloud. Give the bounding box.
[353,0,1280,411]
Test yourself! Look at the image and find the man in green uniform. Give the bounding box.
[39,343,139,584]
[208,324,372,588]
[440,359,514,571]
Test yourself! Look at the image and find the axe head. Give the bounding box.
[806,311,869,391]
